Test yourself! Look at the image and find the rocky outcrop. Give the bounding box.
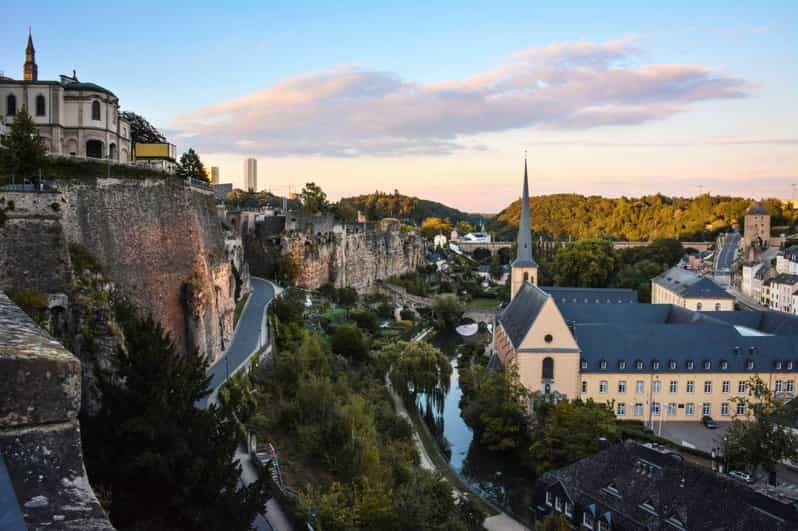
[246,217,425,291]
[0,292,113,530]
[0,178,245,363]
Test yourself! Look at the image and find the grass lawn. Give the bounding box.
[466,297,500,311]
[234,293,250,327]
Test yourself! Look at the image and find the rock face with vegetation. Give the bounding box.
[246,218,425,292]
[0,177,246,363]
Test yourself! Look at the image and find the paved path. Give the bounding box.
[199,277,276,408]
[715,231,740,273]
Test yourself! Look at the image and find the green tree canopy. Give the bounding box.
[301,181,329,213]
[431,294,465,329]
[331,324,368,363]
[176,148,208,182]
[0,107,48,178]
[420,217,454,239]
[552,239,620,288]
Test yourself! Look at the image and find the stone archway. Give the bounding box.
[86,139,104,159]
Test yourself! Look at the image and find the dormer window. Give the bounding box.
[669,360,677,370]
[636,359,643,370]
[703,360,711,370]
[581,359,588,369]
[720,360,728,370]
[776,361,783,370]
[746,359,754,370]
[604,483,621,498]
[555,496,562,512]
[600,360,608,370]
[686,360,694,370]
[618,360,626,370]
[666,516,686,530]
[564,501,573,517]
[545,491,552,506]
[789,361,794,370]
[652,360,661,370]
[582,514,594,530]
[640,499,658,516]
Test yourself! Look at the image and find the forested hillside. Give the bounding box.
[342,191,482,225]
[488,194,797,241]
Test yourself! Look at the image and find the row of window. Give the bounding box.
[615,401,744,417]
[586,379,795,395]
[545,492,608,530]
[582,357,795,372]
[5,94,105,121]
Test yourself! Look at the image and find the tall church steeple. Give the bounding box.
[24,28,38,81]
[510,154,538,298]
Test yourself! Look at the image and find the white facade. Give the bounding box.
[244,158,257,192]
[0,35,131,163]
[741,263,763,298]
[776,247,798,275]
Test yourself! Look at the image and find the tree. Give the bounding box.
[431,294,465,329]
[536,513,570,531]
[389,341,452,404]
[176,148,208,182]
[331,324,368,363]
[455,220,475,235]
[552,239,620,288]
[120,111,166,144]
[420,217,454,239]
[725,376,798,484]
[335,287,359,307]
[334,200,358,223]
[301,181,328,213]
[351,309,379,332]
[81,307,265,530]
[0,107,48,179]
[529,398,619,474]
[459,364,530,452]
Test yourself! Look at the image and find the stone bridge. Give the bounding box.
[453,240,513,255]
[380,283,433,307]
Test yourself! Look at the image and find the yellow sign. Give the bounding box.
[134,143,175,159]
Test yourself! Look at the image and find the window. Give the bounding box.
[636,359,643,370]
[652,360,661,370]
[600,359,608,370]
[686,380,695,393]
[746,359,754,370]
[776,361,783,370]
[542,357,554,380]
[35,94,45,116]
[775,380,783,393]
[546,491,552,506]
[92,100,101,120]
[702,403,711,416]
[618,360,626,370]
[704,381,712,393]
[652,402,661,416]
[722,381,730,393]
[583,514,593,530]
[715,303,721,311]
[640,500,658,516]
[617,403,626,416]
[669,381,678,393]
[788,361,794,370]
[703,360,711,370]
[618,380,626,393]
[668,403,676,416]
[6,94,16,116]
[598,521,608,531]
[720,360,728,370]
[697,302,703,311]
[544,334,553,343]
[599,380,608,393]
[636,380,644,394]
[634,403,643,416]
[738,381,746,393]
[686,403,694,416]
[653,381,661,393]
[581,359,588,369]
[555,496,562,512]
[736,402,745,415]
[686,360,694,370]
[564,501,573,517]
[719,402,731,416]
[787,381,795,393]
[582,381,588,393]
[669,360,677,370]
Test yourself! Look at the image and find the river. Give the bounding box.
[416,330,536,523]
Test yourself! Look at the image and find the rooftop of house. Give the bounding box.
[652,266,734,299]
[773,273,798,286]
[542,286,638,305]
[746,201,770,216]
[538,440,798,531]
[784,245,798,262]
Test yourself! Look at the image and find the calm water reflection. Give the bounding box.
[415,330,535,522]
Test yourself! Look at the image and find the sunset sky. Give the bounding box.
[2,1,796,211]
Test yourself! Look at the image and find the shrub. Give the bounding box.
[350,309,379,332]
[7,288,49,321]
[68,242,103,275]
[331,324,368,363]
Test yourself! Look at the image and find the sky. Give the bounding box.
[2,1,796,212]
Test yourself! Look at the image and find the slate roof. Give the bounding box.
[497,282,550,348]
[785,245,798,262]
[537,441,798,531]
[772,273,798,287]
[652,266,733,299]
[62,81,116,97]
[542,286,638,305]
[754,262,773,280]
[746,201,769,215]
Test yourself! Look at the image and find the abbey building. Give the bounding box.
[0,31,132,162]
[493,161,798,424]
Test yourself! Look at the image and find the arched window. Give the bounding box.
[86,139,104,159]
[542,357,554,380]
[109,143,117,159]
[6,94,16,116]
[35,95,46,116]
[91,100,101,121]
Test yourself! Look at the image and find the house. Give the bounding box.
[651,267,735,311]
[768,274,798,314]
[534,440,798,530]
[776,245,798,275]
[428,252,447,271]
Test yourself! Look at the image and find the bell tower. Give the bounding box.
[510,154,538,299]
[24,28,38,81]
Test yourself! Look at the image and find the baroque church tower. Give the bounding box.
[510,156,538,299]
[24,29,38,81]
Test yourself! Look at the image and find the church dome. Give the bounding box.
[62,81,116,98]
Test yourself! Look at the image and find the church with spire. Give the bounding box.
[1,30,132,162]
[492,158,798,422]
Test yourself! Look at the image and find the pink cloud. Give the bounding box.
[171,39,749,156]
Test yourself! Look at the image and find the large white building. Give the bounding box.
[0,32,132,163]
[777,245,798,275]
[244,158,257,192]
[651,266,735,311]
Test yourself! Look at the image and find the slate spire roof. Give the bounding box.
[512,156,537,268]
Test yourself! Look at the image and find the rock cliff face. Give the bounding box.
[0,178,245,363]
[246,218,425,291]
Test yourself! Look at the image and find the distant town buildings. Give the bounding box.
[743,201,771,251]
[244,158,257,192]
[741,261,775,304]
[776,245,798,275]
[651,267,734,311]
[492,160,798,423]
[0,31,132,162]
[535,440,798,530]
[210,166,220,185]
